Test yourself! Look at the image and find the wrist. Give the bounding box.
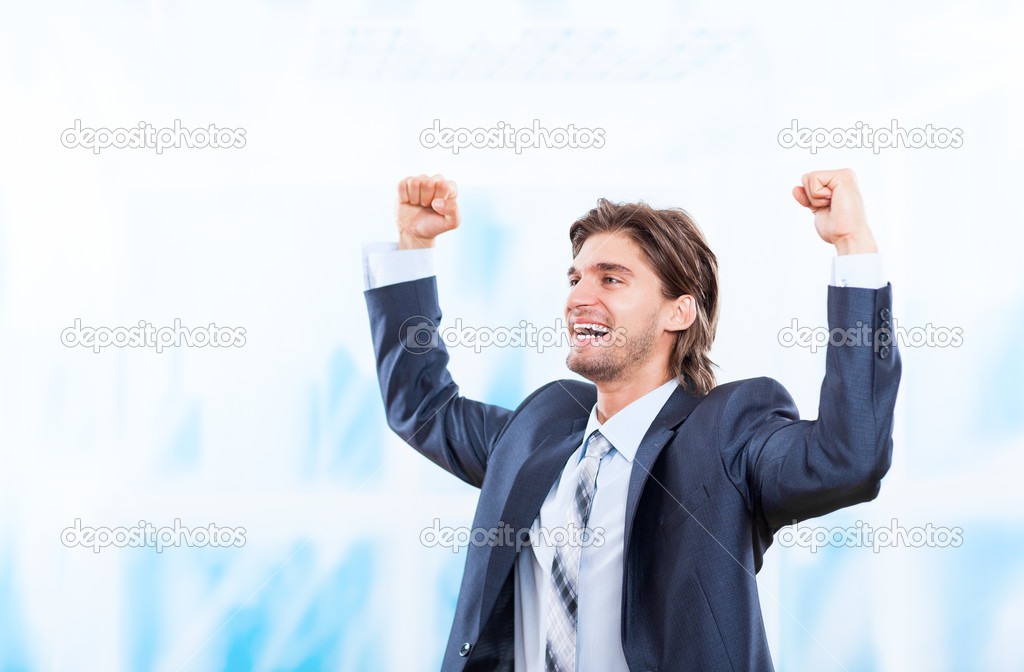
[834,232,877,255]
[398,231,435,250]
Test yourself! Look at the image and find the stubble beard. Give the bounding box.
[566,310,659,384]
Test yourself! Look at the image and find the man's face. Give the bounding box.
[564,231,673,384]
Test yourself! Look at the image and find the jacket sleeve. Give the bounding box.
[718,284,902,530]
[364,276,514,488]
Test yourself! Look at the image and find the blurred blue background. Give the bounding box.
[1,0,1022,670]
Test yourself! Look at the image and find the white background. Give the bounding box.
[1,1,1022,670]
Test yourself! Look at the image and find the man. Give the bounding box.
[362,170,900,671]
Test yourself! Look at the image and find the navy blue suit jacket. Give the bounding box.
[364,276,901,671]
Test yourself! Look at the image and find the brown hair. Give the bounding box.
[569,199,719,396]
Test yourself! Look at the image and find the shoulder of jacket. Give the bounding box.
[701,376,789,411]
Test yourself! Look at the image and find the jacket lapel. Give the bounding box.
[623,384,705,557]
[478,415,588,631]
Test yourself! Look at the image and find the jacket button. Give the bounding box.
[459,643,472,657]
[879,345,890,359]
[880,307,891,320]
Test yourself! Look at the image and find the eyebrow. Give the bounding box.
[566,262,635,278]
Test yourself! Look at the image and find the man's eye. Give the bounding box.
[569,277,620,286]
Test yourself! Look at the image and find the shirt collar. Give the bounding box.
[580,377,681,464]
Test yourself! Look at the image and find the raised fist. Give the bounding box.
[396,174,460,249]
[793,168,877,255]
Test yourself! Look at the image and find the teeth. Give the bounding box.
[573,323,610,334]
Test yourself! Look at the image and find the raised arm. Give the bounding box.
[363,175,514,488]
[721,169,901,528]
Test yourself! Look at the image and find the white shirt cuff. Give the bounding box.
[362,241,436,290]
[830,253,886,289]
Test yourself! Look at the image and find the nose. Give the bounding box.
[566,275,599,312]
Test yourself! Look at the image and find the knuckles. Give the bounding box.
[397,174,455,205]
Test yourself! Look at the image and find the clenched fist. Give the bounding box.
[793,168,878,255]
[396,174,460,249]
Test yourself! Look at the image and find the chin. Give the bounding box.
[566,351,624,384]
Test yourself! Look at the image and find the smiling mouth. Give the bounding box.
[571,322,611,346]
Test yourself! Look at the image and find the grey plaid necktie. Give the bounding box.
[545,430,614,672]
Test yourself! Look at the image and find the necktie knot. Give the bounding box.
[584,430,614,462]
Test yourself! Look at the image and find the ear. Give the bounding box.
[665,294,697,333]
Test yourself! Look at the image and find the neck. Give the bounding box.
[594,368,676,424]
